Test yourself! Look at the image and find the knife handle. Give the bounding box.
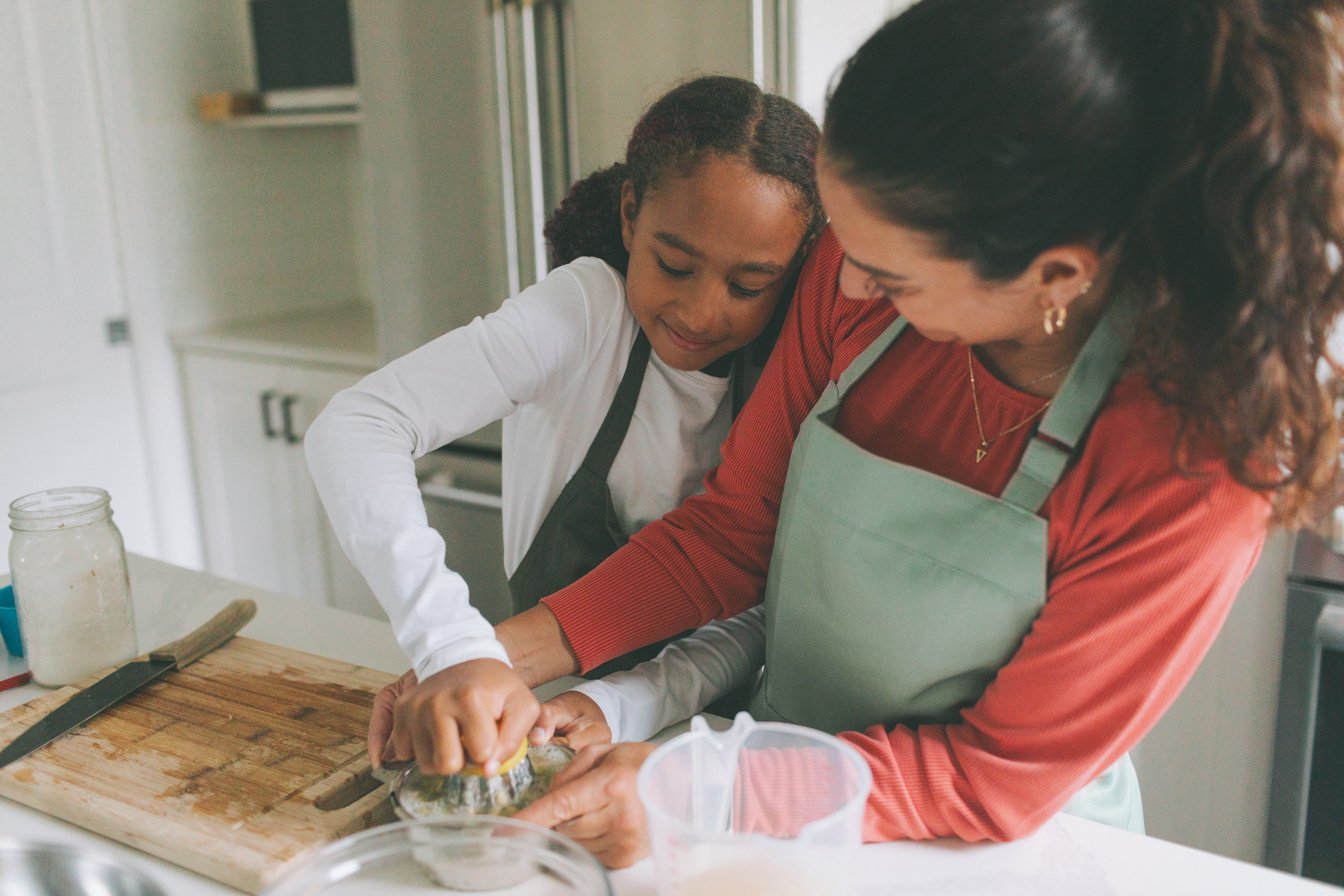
[149,599,257,668]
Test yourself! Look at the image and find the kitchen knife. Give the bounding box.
[0,598,256,769]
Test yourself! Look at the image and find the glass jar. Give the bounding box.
[8,487,138,686]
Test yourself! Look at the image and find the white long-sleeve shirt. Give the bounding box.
[570,605,766,741]
[305,257,741,679]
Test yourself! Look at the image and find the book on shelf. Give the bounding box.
[260,86,360,112]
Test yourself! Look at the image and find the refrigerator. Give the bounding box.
[350,0,908,620]
[351,0,911,366]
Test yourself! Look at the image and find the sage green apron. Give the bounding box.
[749,299,1146,833]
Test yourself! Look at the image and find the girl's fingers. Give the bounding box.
[390,698,418,764]
[457,698,500,773]
[419,711,463,776]
[494,690,542,767]
[561,720,611,751]
[367,686,396,768]
[531,702,557,744]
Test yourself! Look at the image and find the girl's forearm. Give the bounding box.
[497,605,581,686]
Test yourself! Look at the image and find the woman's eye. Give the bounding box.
[730,283,766,299]
[873,284,908,301]
[656,256,692,278]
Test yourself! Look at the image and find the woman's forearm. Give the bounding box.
[497,605,582,686]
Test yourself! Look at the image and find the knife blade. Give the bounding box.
[0,598,256,769]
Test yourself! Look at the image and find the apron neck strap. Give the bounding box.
[838,316,910,394]
[581,330,651,477]
[999,294,1139,512]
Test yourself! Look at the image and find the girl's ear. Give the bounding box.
[619,180,638,253]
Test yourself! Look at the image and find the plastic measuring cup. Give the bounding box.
[637,713,872,896]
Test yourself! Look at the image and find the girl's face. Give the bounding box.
[818,154,1048,348]
[621,155,808,371]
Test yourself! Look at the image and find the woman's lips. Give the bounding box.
[662,321,715,352]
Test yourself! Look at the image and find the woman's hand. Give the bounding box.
[513,742,657,869]
[536,690,612,751]
[370,659,543,776]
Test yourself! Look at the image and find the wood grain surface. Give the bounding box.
[0,637,397,893]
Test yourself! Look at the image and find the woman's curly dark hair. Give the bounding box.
[544,75,825,275]
[824,0,1344,528]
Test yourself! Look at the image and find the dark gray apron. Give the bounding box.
[749,298,1145,831]
[508,332,694,678]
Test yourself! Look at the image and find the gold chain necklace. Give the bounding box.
[966,348,1063,463]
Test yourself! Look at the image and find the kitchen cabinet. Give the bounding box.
[175,304,381,618]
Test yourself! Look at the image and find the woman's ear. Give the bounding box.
[619,181,638,253]
[1031,244,1100,314]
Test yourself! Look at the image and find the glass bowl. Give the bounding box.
[260,818,611,895]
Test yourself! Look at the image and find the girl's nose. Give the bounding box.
[677,286,722,337]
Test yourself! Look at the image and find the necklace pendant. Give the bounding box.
[976,444,988,463]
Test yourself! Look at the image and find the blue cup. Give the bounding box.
[0,585,23,658]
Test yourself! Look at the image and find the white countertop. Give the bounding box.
[1,556,1339,895]
[171,303,379,370]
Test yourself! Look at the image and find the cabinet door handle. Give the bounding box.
[259,390,280,439]
[280,394,302,444]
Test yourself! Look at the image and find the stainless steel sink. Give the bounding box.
[0,840,166,896]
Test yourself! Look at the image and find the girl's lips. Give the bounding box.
[662,321,715,352]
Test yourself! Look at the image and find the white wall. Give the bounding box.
[790,0,913,122]
[83,0,371,566]
[0,0,158,567]
[95,1,367,331]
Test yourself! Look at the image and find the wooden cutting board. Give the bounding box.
[0,637,398,893]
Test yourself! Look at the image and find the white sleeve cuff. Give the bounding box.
[414,636,512,681]
[568,679,628,742]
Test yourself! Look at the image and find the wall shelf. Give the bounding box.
[217,110,361,128]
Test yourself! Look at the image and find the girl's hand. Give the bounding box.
[536,691,612,751]
[513,742,657,868]
[379,658,542,776]
[368,668,418,769]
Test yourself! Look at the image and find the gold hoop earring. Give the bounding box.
[1044,306,1068,336]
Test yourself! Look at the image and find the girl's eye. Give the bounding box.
[656,256,692,278]
[730,283,766,299]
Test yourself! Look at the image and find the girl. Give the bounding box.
[306,74,824,775]
[436,0,1343,864]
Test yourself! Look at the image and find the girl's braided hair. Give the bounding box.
[544,75,825,275]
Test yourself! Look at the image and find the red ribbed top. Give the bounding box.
[543,228,1270,841]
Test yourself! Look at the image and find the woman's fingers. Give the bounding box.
[513,745,611,828]
[513,742,654,869]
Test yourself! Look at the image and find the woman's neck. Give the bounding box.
[976,288,1111,398]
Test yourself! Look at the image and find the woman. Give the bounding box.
[376,0,1344,857]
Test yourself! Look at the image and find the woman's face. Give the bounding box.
[818,155,1047,348]
[622,155,808,371]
